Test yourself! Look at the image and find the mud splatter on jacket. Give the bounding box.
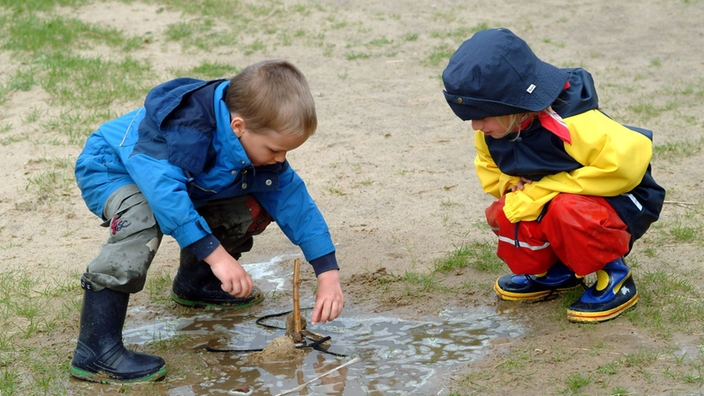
[75,79,337,275]
[474,68,665,247]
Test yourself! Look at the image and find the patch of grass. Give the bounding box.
[145,270,173,306]
[145,333,191,351]
[404,32,419,41]
[25,154,76,202]
[345,51,371,60]
[561,372,591,394]
[429,22,489,42]
[401,268,440,292]
[663,351,704,384]
[610,386,630,395]
[655,216,703,244]
[0,365,20,396]
[40,52,152,109]
[623,349,659,368]
[7,66,38,92]
[0,268,80,337]
[434,241,504,274]
[188,61,240,79]
[165,21,195,41]
[652,137,704,162]
[425,43,455,66]
[626,100,677,121]
[542,38,566,48]
[431,11,458,24]
[597,360,620,375]
[40,109,117,145]
[3,13,139,53]
[626,270,704,334]
[0,0,84,12]
[440,199,460,207]
[0,266,81,394]
[367,36,392,47]
[242,38,266,55]
[153,0,249,21]
[21,106,43,124]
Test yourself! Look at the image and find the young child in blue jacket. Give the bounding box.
[71,60,344,383]
[442,29,665,323]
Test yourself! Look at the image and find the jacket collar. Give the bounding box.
[213,81,252,169]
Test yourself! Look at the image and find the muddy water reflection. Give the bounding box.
[123,256,522,395]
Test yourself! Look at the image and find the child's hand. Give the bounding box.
[203,245,253,298]
[510,177,533,192]
[311,269,344,325]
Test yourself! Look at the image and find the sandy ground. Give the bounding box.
[1,0,704,395]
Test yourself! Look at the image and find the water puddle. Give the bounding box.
[123,255,523,395]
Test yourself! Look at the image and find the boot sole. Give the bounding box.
[566,293,638,323]
[494,280,584,301]
[69,365,168,384]
[171,291,265,309]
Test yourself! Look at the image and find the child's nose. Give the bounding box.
[471,119,483,130]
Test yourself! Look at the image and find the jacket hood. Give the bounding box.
[553,68,599,118]
[141,78,226,176]
[144,78,225,129]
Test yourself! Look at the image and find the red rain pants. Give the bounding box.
[485,194,631,276]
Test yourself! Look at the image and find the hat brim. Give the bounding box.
[444,61,569,121]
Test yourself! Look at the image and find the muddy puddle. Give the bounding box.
[122,255,523,395]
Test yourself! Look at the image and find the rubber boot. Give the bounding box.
[494,261,585,301]
[171,249,265,309]
[567,257,638,323]
[70,287,167,383]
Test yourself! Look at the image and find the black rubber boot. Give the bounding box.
[70,287,168,383]
[171,197,267,309]
[171,249,265,309]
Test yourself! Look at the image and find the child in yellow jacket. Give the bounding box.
[442,28,665,322]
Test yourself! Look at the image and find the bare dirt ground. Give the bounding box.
[1,0,704,395]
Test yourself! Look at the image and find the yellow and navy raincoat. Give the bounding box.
[475,68,665,248]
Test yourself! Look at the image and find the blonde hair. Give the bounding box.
[497,112,540,134]
[225,60,317,137]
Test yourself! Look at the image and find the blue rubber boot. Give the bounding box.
[494,261,584,301]
[567,257,638,323]
[70,287,167,383]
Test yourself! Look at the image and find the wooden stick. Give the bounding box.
[664,200,697,208]
[293,258,301,335]
[274,357,360,396]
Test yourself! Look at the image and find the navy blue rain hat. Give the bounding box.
[442,28,569,121]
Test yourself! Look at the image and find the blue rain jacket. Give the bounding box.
[75,78,337,275]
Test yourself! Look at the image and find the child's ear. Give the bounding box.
[230,115,246,138]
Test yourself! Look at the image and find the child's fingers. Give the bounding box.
[329,301,343,320]
[314,300,341,324]
[238,278,252,298]
[311,301,326,325]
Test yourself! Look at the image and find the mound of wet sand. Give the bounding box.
[244,336,306,364]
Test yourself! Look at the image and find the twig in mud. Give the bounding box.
[274,357,360,396]
[82,31,108,39]
[664,200,698,209]
[292,258,302,343]
[418,184,458,194]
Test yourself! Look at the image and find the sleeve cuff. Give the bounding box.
[309,251,339,277]
[187,234,221,261]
